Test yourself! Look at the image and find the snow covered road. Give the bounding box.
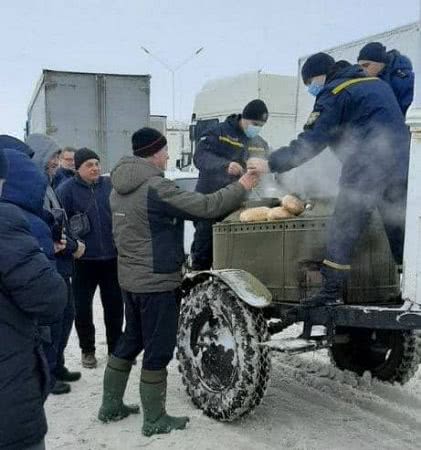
[46,303,421,449]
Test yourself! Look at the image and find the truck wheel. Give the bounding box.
[330,327,421,384]
[177,279,271,421]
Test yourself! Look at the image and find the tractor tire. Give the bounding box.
[330,327,421,384]
[177,279,271,421]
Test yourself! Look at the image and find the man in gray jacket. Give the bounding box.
[98,127,258,437]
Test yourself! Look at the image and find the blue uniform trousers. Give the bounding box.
[326,178,407,268]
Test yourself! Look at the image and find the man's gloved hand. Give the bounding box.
[238,169,260,191]
[227,162,245,176]
[247,158,269,175]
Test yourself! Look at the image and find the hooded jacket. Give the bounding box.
[194,114,269,194]
[53,167,74,188]
[26,133,78,276]
[1,149,55,259]
[110,156,247,293]
[269,64,410,192]
[0,195,66,449]
[380,50,414,115]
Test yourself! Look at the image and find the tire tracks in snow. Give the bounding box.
[266,351,421,448]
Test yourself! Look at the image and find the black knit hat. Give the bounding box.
[301,52,335,84]
[74,148,100,170]
[132,127,168,157]
[0,149,8,179]
[358,42,388,63]
[242,99,269,122]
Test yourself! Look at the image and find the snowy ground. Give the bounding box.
[46,296,421,450]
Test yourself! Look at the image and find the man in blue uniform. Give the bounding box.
[358,42,414,115]
[191,99,269,270]
[249,53,410,307]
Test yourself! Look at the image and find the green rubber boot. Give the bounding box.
[98,355,140,423]
[140,368,189,437]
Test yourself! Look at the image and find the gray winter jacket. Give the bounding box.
[110,156,247,293]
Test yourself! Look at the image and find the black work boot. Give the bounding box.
[56,367,82,382]
[51,380,71,395]
[303,266,347,307]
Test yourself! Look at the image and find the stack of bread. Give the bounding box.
[239,195,305,223]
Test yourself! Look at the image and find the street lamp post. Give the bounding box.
[141,46,204,120]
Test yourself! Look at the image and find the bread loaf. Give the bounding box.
[281,194,305,216]
[239,207,270,223]
[267,206,294,221]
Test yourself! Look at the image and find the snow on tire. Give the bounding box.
[330,327,421,384]
[177,279,271,421]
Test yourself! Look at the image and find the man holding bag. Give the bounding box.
[57,148,123,369]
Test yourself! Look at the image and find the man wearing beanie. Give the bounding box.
[98,127,259,436]
[56,148,124,370]
[358,42,414,115]
[248,52,409,308]
[191,98,269,270]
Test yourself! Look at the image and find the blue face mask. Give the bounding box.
[307,81,324,97]
[245,124,262,139]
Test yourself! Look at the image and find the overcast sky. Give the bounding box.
[0,0,419,138]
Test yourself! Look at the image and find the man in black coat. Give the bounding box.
[0,149,67,450]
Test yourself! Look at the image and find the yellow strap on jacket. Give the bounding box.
[219,136,244,149]
[331,77,378,95]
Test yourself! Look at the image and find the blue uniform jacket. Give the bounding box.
[269,65,410,192]
[1,149,55,260]
[56,175,117,260]
[380,50,414,116]
[194,114,269,194]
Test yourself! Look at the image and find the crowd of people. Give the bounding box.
[0,41,414,449]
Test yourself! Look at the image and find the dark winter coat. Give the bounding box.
[110,156,247,293]
[53,167,74,188]
[1,149,55,260]
[56,175,117,260]
[194,114,269,194]
[380,50,414,115]
[0,202,66,450]
[269,65,410,192]
[26,133,78,277]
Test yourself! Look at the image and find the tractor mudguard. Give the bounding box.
[183,269,272,308]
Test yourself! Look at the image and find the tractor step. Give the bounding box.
[260,336,329,354]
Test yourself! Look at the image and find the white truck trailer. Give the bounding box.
[26,69,151,171]
[189,71,297,155]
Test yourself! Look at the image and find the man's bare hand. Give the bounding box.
[54,238,67,254]
[73,241,86,259]
[247,158,269,175]
[227,162,244,176]
[238,170,260,191]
